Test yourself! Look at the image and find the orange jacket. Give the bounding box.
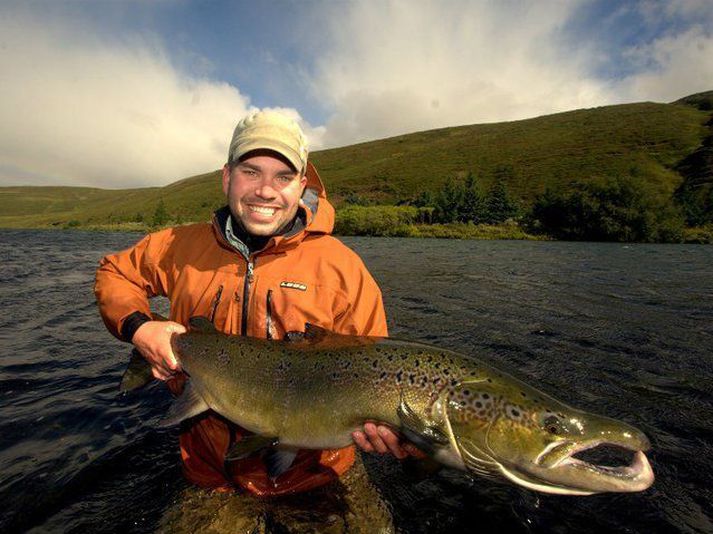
[95,162,388,495]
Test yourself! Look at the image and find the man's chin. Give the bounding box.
[240,217,288,237]
[242,223,278,236]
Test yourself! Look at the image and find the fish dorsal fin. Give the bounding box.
[284,324,334,344]
[304,322,329,342]
[161,381,210,427]
[283,331,306,343]
[119,348,154,392]
[188,316,217,333]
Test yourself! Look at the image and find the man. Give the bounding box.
[95,110,417,496]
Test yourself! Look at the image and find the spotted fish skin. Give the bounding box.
[174,328,466,448]
[159,322,654,496]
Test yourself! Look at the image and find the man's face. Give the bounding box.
[222,152,307,236]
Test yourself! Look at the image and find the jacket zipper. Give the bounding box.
[209,285,224,324]
[241,259,254,336]
[265,289,273,340]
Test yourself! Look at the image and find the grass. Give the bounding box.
[1,92,711,238]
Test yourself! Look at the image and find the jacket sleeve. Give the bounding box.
[94,231,173,341]
[333,258,388,337]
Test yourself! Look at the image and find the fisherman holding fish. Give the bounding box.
[95,110,421,497]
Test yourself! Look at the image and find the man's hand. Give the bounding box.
[131,320,186,380]
[352,423,426,459]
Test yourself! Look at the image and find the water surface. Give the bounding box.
[0,230,711,533]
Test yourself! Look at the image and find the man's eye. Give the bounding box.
[276,175,294,183]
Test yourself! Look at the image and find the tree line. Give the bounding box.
[411,167,519,225]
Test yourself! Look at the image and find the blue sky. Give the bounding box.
[1,0,712,188]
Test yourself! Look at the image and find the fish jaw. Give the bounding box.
[483,424,655,495]
[497,449,654,495]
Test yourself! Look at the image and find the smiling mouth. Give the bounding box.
[248,205,278,216]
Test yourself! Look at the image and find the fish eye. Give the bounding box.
[544,415,562,435]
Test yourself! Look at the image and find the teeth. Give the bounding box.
[250,206,276,215]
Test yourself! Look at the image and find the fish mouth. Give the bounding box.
[500,440,655,495]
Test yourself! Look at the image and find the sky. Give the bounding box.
[0,0,712,189]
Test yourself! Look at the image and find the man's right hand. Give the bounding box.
[131,320,187,380]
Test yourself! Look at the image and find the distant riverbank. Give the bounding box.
[4,218,711,243]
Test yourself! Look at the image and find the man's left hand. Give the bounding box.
[352,423,426,459]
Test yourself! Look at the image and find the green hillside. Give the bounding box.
[1,92,711,234]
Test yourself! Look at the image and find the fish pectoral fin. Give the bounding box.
[119,349,154,392]
[397,399,449,454]
[265,448,299,480]
[225,435,279,461]
[160,381,210,427]
[188,316,217,333]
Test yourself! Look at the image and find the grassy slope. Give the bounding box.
[0,96,710,228]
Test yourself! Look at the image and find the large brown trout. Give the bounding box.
[122,317,654,495]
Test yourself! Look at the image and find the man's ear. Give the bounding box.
[221,164,231,197]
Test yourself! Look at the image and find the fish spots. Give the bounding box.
[506,404,524,422]
[217,349,230,367]
[450,389,498,422]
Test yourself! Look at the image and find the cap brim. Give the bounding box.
[233,138,303,173]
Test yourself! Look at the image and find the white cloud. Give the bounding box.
[309,0,713,148]
[311,0,617,147]
[617,25,713,102]
[1,2,711,188]
[0,10,321,188]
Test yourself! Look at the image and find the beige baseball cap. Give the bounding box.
[228,110,309,174]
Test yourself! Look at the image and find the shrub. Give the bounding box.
[531,175,684,242]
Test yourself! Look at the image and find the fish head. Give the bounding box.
[446,375,654,495]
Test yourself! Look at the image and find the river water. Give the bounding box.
[0,229,711,533]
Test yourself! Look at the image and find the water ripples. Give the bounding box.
[1,231,712,533]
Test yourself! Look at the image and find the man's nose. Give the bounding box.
[254,177,277,199]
